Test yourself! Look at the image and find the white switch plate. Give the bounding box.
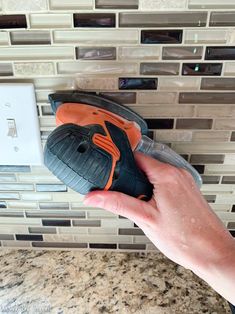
[0,83,43,165]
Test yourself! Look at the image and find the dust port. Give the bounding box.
[77,142,89,153]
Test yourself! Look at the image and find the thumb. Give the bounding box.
[84,190,157,224]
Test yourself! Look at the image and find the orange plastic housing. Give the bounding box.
[56,102,142,190]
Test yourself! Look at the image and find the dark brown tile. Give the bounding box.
[32,242,87,248]
[232,205,235,212]
[119,244,146,250]
[140,63,179,75]
[0,63,13,76]
[16,234,43,241]
[95,0,138,9]
[228,222,235,229]
[119,12,207,27]
[201,175,220,184]
[141,30,182,44]
[182,63,222,76]
[192,165,205,174]
[42,219,71,227]
[162,46,203,60]
[0,15,27,29]
[231,132,235,141]
[74,13,115,27]
[176,119,213,129]
[190,154,225,164]
[119,228,145,236]
[90,243,117,249]
[76,47,116,60]
[119,78,157,90]
[180,92,235,104]
[206,46,235,60]
[229,230,235,237]
[210,12,235,27]
[222,176,235,184]
[201,78,235,90]
[100,92,136,104]
[145,119,174,129]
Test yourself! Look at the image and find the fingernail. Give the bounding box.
[84,195,104,207]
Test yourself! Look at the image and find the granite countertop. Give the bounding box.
[0,250,230,314]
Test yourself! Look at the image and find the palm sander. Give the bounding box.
[44,91,202,201]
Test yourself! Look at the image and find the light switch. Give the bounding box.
[0,83,43,165]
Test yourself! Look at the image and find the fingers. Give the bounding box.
[84,190,157,224]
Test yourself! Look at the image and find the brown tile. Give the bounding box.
[222,176,235,184]
[76,47,116,60]
[227,222,235,229]
[176,119,213,129]
[190,154,225,164]
[95,0,138,9]
[119,244,146,250]
[74,13,115,28]
[162,46,203,60]
[141,30,182,44]
[201,78,235,90]
[140,62,179,75]
[100,92,136,104]
[90,243,117,249]
[182,63,222,76]
[0,63,13,76]
[210,12,235,26]
[0,15,27,28]
[192,165,205,174]
[180,92,235,104]
[206,47,235,60]
[231,132,235,141]
[32,242,87,248]
[119,228,144,236]
[145,119,174,129]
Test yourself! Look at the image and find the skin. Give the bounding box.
[84,152,235,305]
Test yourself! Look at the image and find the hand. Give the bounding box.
[84,152,235,304]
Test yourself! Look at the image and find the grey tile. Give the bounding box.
[39,202,69,210]
[40,131,50,140]
[0,211,24,217]
[95,0,138,9]
[36,184,67,192]
[0,184,34,191]
[190,154,225,164]
[231,132,235,141]
[119,78,157,90]
[0,193,20,200]
[201,176,220,184]
[41,106,54,116]
[0,166,30,172]
[140,62,179,75]
[0,234,14,240]
[0,174,16,182]
[29,227,57,234]
[42,219,71,227]
[76,47,116,60]
[0,202,7,208]
[100,92,136,104]
[222,176,235,184]
[176,119,213,129]
[119,244,146,250]
[10,31,51,45]
[32,242,87,248]
[204,195,216,203]
[162,46,203,60]
[119,228,145,236]
[73,220,101,227]
[0,63,13,76]
[201,78,235,90]
[182,63,222,76]
[205,47,235,60]
[179,92,235,104]
[228,222,235,229]
[210,12,235,27]
[16,234,43,241]
[119,12,207,27]
[26,210,85,219]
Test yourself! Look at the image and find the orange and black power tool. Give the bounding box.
[44,92,154,201]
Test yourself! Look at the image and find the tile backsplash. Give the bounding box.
[0,0,235,251]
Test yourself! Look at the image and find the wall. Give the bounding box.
[0,0,234,251]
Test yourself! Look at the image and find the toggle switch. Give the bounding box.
[7,119,18,138]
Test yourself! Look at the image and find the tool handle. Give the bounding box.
[44,123,153,201]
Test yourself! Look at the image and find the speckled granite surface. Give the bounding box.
[0,250,231,314]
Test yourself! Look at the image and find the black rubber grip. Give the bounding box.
[44,123,153,200]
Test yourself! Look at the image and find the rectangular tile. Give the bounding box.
[119,244,146,250]
[214,119,235,130]
[205,164,235,174]
[141,30,182,44]
[153,130,192,142]
[88,228,117,235]
[204,195,216,203]
[39,202,69,210]
[2,241,31,248]
[140,0,187,10]
[0,193,19,200]
[29,227,56,234]
[87,210,116,219]
[131,105,194,118]
[0,165,30,172]
[176,119,213,129]
[119,78,157,90]
[75,77,118,91]
[73,220,101,227]
[0,211,23,217]
[192,131,230,142]
[145,119,174,129]
[58,227,88,235]
[0,47,74,61]
[8,201,37,209]
[182,63,222,76]
[90,243,116,249]
[206,47,235,60]
[0,63,13,76]
[0,32,9,45]
[57,62,137,75]
[119,228,144,236]
[32,242,87,248]
[222,176,235,184]
[95,0,138,9]
[0,174,16,182]
[42,219,71,227]
[158,77,200,91]
[162,46,203,60]
[50,0,93,10]
[3,0,47,11]
[76,47,116,60]
[196,105,235,118]
[0,202,6,208]
[74,13,115,28]
[224,62,235,76]
[0,184,34,191]
[16,234,43,241]
[140,63,179,75]
[119,46,160,61]
[231,132,235,141]
[36,184,67,192]
[54,30,138,44]
[138,92,177,104]
[228,222,235,229]
[0,217,41,225]
[26,210,85,219]
[201,176,220,184]
[30,14,72,28]
[189,0,235,8]
[0,15,27,28]
[201,78,235,90]
[184,29,228,44]
[179,92,235,104]
[10,31,51,45]
[210,12,235,27]
[14,62,54,76]
[0,234,14,240]
[119,12,207,27]
[190,154,224,164]
[232,205,235,212]
[99,92,136,104]
[41,106,53,116]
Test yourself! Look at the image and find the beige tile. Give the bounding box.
[196,105,235,118]
[210,204,231,212]
[74,235,132,244]
[133,236,151,244]
[185,29,228,44]
[224,154,235,165]
[192,131,231,142]
[189,0,235,8]
[57,61,137,75]
[86,210,116,219]
[129,105,194,118]
[2,241,31,248]
[101,219,133,228]
[155,130,192,142]
[53,30,138,44]
[205,164,235,175]
[52,193,85,202]
[172,143,235,154]
[50,0,93,10]
[3,0,47,11]
[214,119,235,130]
[119,46,160,61]
[88,228,117,235]
[158,77,200,91]
[21,193,52,201]
[216,195,235,204]
[0,225,28,234]
[224,62,235,76]
[44,234,74,242]
[140,0,187,9]
[58,227,88,235]
[0,32,9,45]
[30,14,72,28]
[0,217,41,225]
[75,77,118,91]
[138,92,177,104]
[18,174,59,183]
[14,62,54,76]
